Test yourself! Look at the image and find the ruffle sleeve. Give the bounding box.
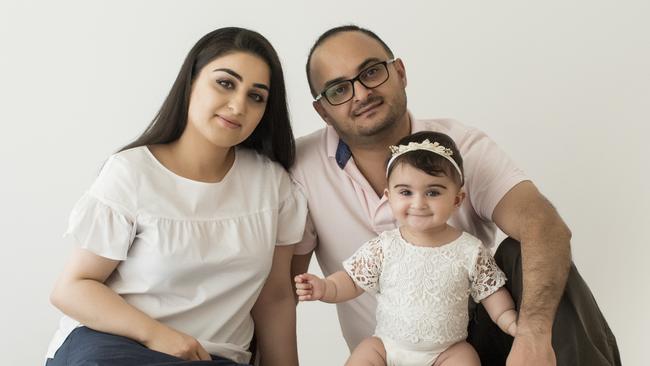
[65,194,136,260]
[342,236,384,295]
[64,155,138,260]
[275,176,308,246]
[469,244,507,302]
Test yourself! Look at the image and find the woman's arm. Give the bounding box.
[251,245,299,366]
[295,271,364,303]
[290,251,313,304]
[50,248,211,361]
[481,287,518,336]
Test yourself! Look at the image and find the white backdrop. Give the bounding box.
[1,1,648,365]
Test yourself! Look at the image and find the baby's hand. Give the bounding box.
[294,273,326,301]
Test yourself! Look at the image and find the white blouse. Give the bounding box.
[343,229,506,352]
[46,146,308,364]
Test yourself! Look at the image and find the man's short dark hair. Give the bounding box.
[306,25,394,98]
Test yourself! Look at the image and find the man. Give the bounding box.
[291,25,620,365]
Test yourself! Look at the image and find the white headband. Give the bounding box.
[386,139,463,183]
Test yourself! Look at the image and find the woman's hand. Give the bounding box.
[294,273,326,301]
[144,323,211,361]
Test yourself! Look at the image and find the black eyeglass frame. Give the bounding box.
[315,58,397,105]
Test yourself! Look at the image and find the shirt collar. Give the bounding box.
[326,125,351,169]
[328,112,422,169]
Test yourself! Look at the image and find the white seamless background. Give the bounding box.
[1,1,647,365]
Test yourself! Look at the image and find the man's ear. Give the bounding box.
[393,58,407,88]
[455,190,466,208]
[313,100,332,126]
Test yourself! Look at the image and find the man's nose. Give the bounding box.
[352,79,372,103]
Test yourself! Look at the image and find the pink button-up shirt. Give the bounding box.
[292,117,529,349]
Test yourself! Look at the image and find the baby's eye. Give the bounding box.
[399,190,412,196]
[426,191,441,197]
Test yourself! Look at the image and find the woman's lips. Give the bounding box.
[215,115,241,129]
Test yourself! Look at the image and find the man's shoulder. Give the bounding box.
[294,128,329,168]
[414,118,478,139]
[414,118,499,155]
[296,128,327,151]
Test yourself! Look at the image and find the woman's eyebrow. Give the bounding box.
[213,68,242,80]
[212,68,269,91]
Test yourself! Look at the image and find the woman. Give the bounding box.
[46,27,305,366]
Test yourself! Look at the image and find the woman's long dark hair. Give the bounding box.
[119,27,295,170]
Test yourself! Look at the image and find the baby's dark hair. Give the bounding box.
[386,131,464,187]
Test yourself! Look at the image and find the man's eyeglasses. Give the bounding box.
[315,59,396,106]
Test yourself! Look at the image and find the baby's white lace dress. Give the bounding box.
[342,229,506,351]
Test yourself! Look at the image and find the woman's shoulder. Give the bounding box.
[236,148,290,179]
[236,148,298,196]
[111,145,150,164]
[235,149,305,214]
[81,147,148,213]
[94,146,158,186]
[93,147,148,182]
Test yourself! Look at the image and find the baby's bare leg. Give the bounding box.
[345,336,387,366]
[433,341,480,366]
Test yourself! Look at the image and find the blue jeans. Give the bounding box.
[46,327,250,366]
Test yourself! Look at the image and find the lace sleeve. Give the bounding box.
[342,236,384,294]
[469,245,507,302]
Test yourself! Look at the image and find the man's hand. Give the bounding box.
[507,331,556,366]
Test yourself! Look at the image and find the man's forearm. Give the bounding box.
[492,181,572,336]
[517,211,572,334]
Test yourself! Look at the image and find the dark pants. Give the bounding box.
[467,238,621,366]
[45,327,250,366]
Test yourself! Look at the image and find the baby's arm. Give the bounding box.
[294,271,364,303]
[481,287,518,336]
